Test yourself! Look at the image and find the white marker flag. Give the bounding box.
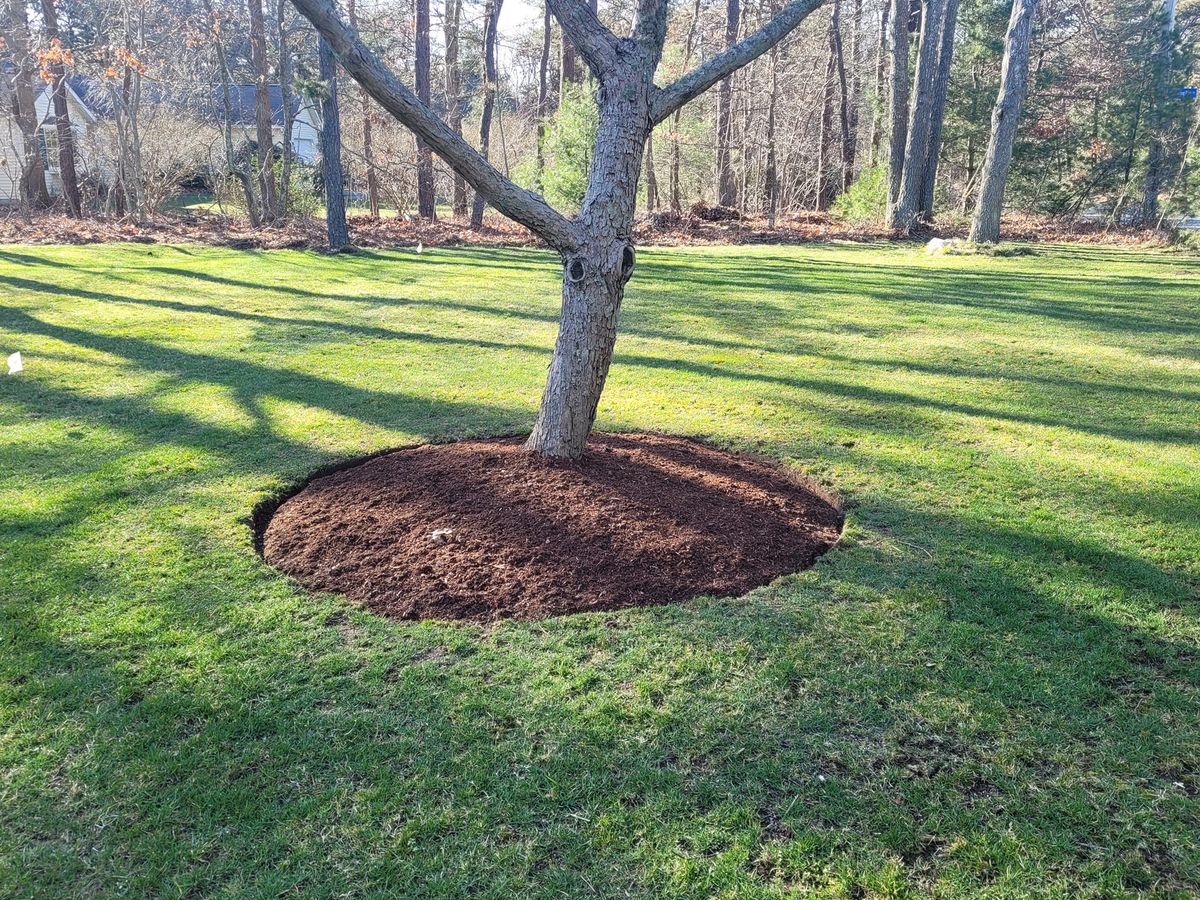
[7,352,22,375]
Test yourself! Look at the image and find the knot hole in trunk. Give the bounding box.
[566,257,586,283]
[620,244,636,283]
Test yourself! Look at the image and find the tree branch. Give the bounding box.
[546,0,621,77]
[649,0,828,125]
[289,0,579,251]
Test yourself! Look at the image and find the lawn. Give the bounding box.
[1,240,1197,897]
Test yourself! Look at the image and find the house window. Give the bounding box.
[38,127,59,171]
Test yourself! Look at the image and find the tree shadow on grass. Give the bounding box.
[4,490,1197,895]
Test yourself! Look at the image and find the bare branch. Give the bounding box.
[546,0,621,77]
[289,0,579,251]
[649,0,828,125]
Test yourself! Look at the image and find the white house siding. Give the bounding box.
[0,86,90,205]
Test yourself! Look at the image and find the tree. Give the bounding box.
[716,0,741,207]
[205,0,261,226]
[347,0,379,217]
[290,0,829,459]
[918,0,960,221]
[470,0,503,228]
[414,0,435,220]
[248,0,278,221]
[1142,0,1178,225]
[969,0,1038,242]
[535,0,552,190]
[889,0,948,231]
[885,0,908,211]
[1,0,52,209]
[443,0,466,218]
[318,34,349,249]
[40,0,83,216]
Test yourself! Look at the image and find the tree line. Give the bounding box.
[1,0,1196,240]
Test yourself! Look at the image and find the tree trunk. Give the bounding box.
[1141,0,1177,226]
[644,132,659,212]
[525,68,651,459]
[670,0,702,213]
[832,0,854,192]
[535,1,551,190]
[716,0,741,207]
[443,0,466,218]
[885,0,908,211]
[471,0,503,228]
[319,34,349,249]
[764,41,780,226]
[414,0,435,220]
[3,0,51,209]
[918,0,959,221]
[40,0,82,217]
[868,0,890,166]
[347,0,379,217]
[816,11,838,209]
[277,0,296,217]
[888,0,947,232]
[248,0,278,221]
[969,0,1037,243]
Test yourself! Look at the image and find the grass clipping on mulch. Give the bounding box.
[260,433,843,622]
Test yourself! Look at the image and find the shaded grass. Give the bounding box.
[0,241,1198,897]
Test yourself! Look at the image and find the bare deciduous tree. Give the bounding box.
[289,0,828,458]
[970,0,1037,242]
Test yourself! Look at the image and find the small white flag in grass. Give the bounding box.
[7,352,22,375]
[416,242,424,254]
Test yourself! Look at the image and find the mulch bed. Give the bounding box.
[259,433,843,622]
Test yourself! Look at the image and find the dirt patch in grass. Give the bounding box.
[259,433,843,622]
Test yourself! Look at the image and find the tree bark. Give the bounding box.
[670,0,702,213]
[868,0,889,166]
[763,40,780,226]
[816,10,838,209]
[471,0,503,228]
[278,0,296,217]
[319,34,349,249]
[716,0,741,207]
[885,0,908,211]
[248,0,278,221]
[918,0,959,221]
[1141,0,1177,226]
[832,0,854,192]
[969,0,1037,242]
[290,0,828,459]
[535,0,551,191]
[347,0,379,217]
[644,132,659,212]
[2,0,51,209]
[414,0,435,220]
[443,0,466,218]
[888,0,947,232]
[40,0,82,217]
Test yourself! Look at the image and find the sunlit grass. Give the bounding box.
[1,241,1197,896]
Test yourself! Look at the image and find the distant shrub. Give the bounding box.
[833,164,888,225]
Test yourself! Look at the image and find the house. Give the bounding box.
[198,84,322,166]
[0,76,322,205]
[0,74,95,204]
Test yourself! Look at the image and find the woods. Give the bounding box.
[0,0,1195,237]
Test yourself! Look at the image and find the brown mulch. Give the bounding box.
[0,207,1179,251]
[259,433,843,622]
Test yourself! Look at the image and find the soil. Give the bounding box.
[259,433,843,622]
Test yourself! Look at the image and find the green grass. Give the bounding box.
[1,241,1198,897]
